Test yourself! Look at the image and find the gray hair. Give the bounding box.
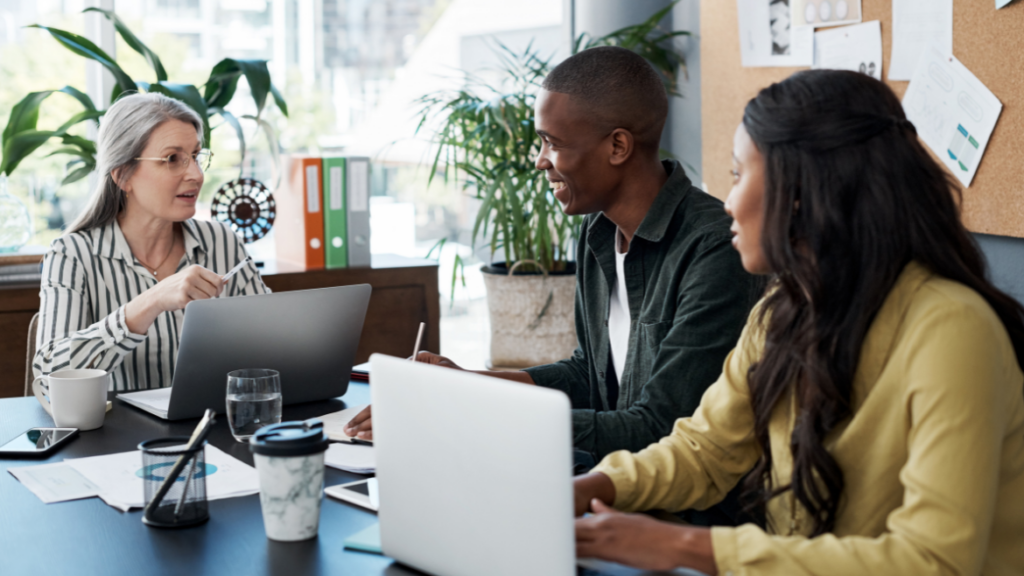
[66,92,203,234]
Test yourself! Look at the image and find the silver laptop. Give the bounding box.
[118,284,371,420]
[369,355,710,576]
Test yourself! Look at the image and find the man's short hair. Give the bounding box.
[542,46,668,152]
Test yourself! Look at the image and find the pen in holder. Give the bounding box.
[138,437,210,528]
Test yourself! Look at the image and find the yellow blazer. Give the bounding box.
[594,262,1024,576]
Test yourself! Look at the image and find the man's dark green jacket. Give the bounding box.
[524,161,761,459]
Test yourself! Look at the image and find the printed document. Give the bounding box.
[813,20,883,80]
[64,444,260,512]
[902,45,1003,187]
[890,0,953,80]
[738,0,814,67]
[9,462,101,504]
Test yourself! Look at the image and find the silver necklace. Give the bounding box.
[136,234,177,278]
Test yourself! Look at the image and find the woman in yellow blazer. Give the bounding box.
[573,70,1024,576]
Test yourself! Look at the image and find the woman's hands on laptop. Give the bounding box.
[573,472,716,573]
[125,265,224,335]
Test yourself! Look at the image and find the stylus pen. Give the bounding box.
[410,321,425,361]
[222,260,248,283]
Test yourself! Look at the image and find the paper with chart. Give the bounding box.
[813,20,882,80]
[902,46,1002,187]
[792,0,862,28]
[737,0,814,67]
[63,444,260,511]
[9,462,101,504]
[889,0,953,80]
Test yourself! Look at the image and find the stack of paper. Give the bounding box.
[10,445,261,512]
[325,443,375,474]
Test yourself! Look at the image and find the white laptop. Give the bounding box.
[369,355,709,576]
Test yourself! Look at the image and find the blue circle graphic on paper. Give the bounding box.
[136,462,218,482]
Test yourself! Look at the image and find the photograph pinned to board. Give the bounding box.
[889,0,953,80]
[902,45,1003,187]
[738,0,814,67]
[792,0,863,27]
[813,20,882,80]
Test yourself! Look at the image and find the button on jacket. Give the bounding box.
[595,262,1024,576]
[34,218,270,391]
[524,160,761,459]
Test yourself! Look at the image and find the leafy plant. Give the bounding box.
[0,8,288,185]
[418,3,688,279]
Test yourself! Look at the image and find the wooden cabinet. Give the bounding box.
[0,254,439,398]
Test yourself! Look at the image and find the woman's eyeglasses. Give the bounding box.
[135,149,214,174]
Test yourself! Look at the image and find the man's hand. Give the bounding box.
[412,351,464,369]
[575,499,717,574]
[344,405,373,440]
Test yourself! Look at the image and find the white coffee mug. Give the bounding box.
[32,368,109,431]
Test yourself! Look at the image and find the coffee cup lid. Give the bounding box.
[249,419,329,457]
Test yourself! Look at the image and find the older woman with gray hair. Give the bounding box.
[33,92,269,391]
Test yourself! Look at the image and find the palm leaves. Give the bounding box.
[1,9,288,183]
[418,44,578,275]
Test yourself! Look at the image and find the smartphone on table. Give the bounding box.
[0,428,79,457]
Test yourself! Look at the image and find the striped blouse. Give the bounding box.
[33,218,270,392]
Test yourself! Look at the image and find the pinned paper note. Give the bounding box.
[997,0,1013,8]
[902,46,1003,187]
[813,20,882,80]
[738,0,814,67]
[792,0,862,27]
[890,0,953,81]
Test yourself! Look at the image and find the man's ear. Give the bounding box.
[608,128,633,166]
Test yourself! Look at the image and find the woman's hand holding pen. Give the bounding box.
[125,265,223,335]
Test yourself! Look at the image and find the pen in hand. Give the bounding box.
[410,321,425,362]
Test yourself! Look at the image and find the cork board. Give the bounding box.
[701,0,1024,237]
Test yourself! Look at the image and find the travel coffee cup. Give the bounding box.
[250,419,329,541]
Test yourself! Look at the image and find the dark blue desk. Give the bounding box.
[0,382,419,576]
[1,382,702,576]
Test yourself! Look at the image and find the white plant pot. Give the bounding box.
[481,262,577,369]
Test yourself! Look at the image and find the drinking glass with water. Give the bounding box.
[226,369,282,442]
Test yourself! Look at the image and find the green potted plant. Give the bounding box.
[0,8,287,189]
[419,4,687,368]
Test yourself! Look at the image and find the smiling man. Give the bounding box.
[523,46,759,465]
[345,46,759,524]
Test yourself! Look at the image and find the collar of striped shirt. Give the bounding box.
[89,219,208,264]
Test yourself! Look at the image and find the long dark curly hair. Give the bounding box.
[739,69,1024,536]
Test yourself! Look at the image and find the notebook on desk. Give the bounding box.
[118,284,371,420]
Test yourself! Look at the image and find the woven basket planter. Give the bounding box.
[481,261,577,369]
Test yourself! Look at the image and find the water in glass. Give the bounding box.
[226,392,283,441]
[226,369,282,442]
